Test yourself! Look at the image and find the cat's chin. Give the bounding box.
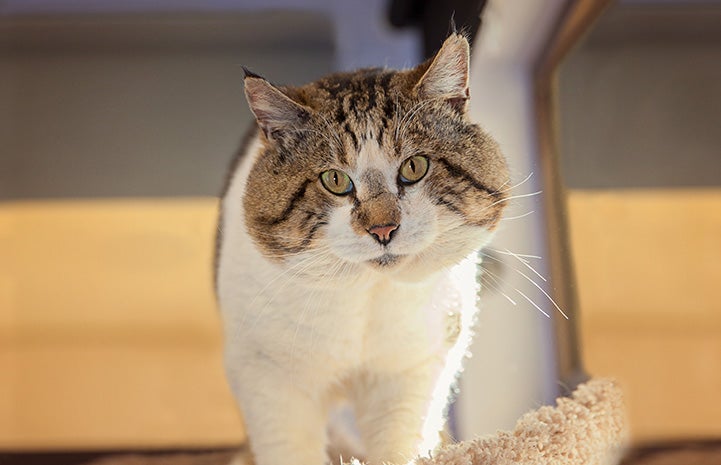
[367,253,403,269]
[363,253,439,283]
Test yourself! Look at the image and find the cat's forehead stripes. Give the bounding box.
[304,69,408,155]
[316,69,396,116]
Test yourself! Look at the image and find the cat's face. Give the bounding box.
[241,35,509,282]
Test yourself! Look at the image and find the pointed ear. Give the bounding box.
[243,69,311,137]
[415,34,470,111]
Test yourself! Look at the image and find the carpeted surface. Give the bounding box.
[2,442,721,465]
[0,450,241,465]
[620,440,721,465]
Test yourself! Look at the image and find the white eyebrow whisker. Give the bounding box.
[395,97,443,142]
[315,112,344,151]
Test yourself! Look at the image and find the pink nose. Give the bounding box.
[368,223,399,245]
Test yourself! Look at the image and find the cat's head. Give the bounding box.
[241,34,509,282]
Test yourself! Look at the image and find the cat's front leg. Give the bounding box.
[228,365,330,465]
[352,364,443,465]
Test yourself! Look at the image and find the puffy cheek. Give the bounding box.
[396,193,439,252]
[325,204,377,261]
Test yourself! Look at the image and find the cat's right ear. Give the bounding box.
[243,68,311,138]
[414,34,470,112]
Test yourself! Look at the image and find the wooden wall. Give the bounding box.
[567,189,721,442]
[0,199,244,450]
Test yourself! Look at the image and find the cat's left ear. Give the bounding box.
[414,34,470,112]
[243,68,312,138]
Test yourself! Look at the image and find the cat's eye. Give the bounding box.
[399,155,429,185]
[320,169,354,195]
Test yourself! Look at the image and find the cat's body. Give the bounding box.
[216,35,509,465]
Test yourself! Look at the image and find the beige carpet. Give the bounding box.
[81,443,721,465]
[83,450,242,465]
[620,442,721,465]
[3,442,721,465]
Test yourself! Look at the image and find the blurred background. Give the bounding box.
[1,0,720,463]
[558,2,721,441]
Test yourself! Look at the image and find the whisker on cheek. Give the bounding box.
[481,190,542,212]
[481,248,568,320]
[497,171,534,194]
[500,210,535,221]
[516,288,551,318]
[514,268,569,320]
[485,248,543,261]
[502,247,547,283]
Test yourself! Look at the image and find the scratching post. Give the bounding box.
[412,378,626,465]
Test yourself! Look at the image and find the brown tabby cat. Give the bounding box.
[216,33,509,465]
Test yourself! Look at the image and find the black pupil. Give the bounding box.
[409,159,416,174]
[333,172,339,186]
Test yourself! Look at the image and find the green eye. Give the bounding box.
[399,155,429,184]
[320,169,353,195]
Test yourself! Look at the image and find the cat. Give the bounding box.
[215,33,509,465]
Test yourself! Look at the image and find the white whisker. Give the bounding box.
[487,248,542,261]
[516,289,550,318]
[396,97,443,142]
[514,268,569,320]
[480,273,517,306]
[501,210,535,221]
[315,112,344,150]
[479,251,503,264]
[503,248,546,282]
[498,172,534,194]
[477,258,518,306]
[500,291,518,306]
[496,177,512,192]
[486,190,542,209]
